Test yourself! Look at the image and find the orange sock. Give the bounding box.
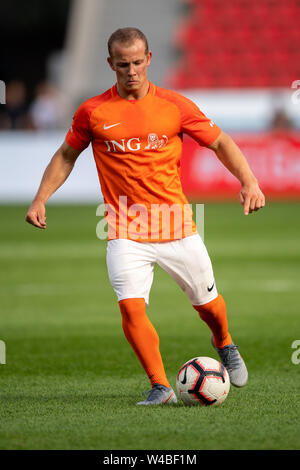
[119,298,170,388]
[193,294,232,349]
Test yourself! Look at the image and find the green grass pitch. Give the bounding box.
[0,202,299,450]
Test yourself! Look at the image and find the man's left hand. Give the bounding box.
[239,181,265,215]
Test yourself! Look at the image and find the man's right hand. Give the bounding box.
[24,141,81,230]
[25,200,47,229]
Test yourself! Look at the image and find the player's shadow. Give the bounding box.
[1,392,183,407]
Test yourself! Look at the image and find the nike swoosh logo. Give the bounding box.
[181,366,188,385]
[163,391,175,404]
[103,123,120,130]
[207,282,215,292]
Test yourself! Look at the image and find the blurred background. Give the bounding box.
[1,0,300,203]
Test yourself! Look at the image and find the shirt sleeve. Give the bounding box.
[176,93,221,147]
[65,101,92,152]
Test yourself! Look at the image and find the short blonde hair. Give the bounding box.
[108,27,149,57]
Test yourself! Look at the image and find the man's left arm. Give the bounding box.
[209,131,265,215]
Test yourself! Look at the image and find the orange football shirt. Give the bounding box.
[65,82,221,241]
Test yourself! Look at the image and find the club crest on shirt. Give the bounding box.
[145,133,168,150]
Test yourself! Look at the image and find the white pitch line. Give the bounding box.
[0,243,106,259]
[217,280,298,292]
[0,283,104,297]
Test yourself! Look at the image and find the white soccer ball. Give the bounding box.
[176,356,230,406]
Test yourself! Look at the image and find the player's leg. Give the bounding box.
[118,297,170,388]
[157,234,231,347]
[106,239,176,402]
[193,294,232,349]
[157,234,247,387]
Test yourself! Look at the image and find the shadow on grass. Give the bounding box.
[0,392,188,409]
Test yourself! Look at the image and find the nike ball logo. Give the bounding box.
[103,123,120,130]
[181,366,188,385]
[207,282,215,292]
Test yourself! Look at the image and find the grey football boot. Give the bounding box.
[136,383,178,405]
[211,336,248,387]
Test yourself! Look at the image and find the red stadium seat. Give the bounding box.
[169,0,300,88]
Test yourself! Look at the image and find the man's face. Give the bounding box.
[108,39,152,94]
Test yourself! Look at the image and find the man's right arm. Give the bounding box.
[25,141,81,229]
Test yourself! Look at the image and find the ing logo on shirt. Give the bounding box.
[104,133,168,153]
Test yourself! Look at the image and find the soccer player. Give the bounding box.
[26,28,265,405]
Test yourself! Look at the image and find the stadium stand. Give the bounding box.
[168,0,300,88]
